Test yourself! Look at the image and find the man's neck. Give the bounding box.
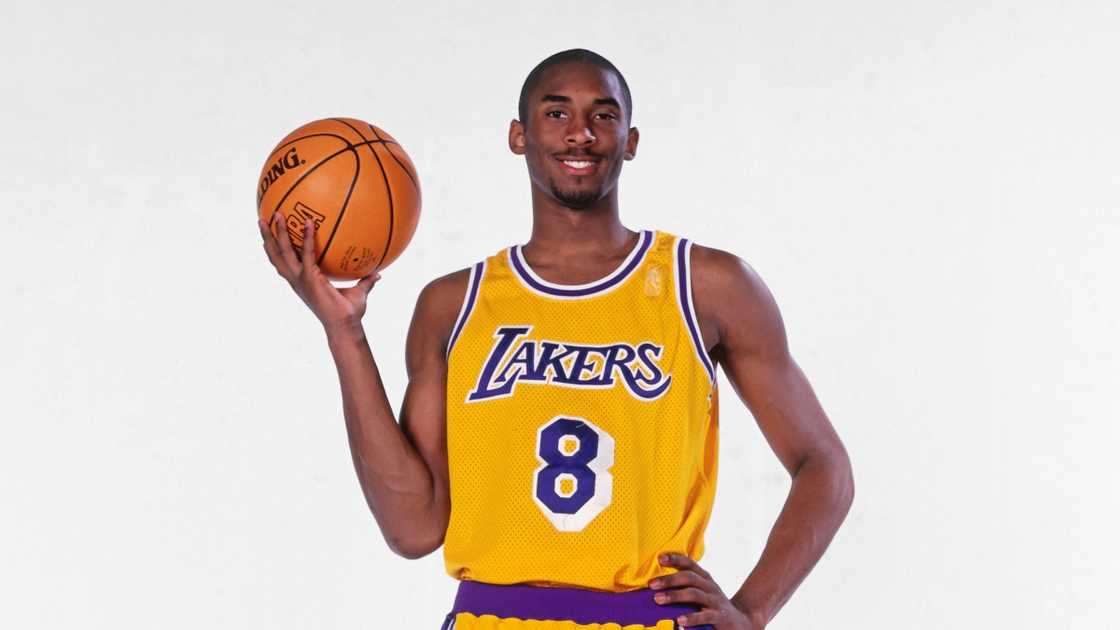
[523,187,635,264]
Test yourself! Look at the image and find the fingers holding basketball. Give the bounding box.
[276,216,330,294]
[259,212,322,294]
[259,212,294,279]
[292,217,343,306]
[260,211,307,282]
[299,216,319,273]
[258,211,377,332]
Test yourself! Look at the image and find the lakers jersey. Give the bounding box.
[443,229,719,592]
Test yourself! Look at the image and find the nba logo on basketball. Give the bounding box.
[285,202,326,247]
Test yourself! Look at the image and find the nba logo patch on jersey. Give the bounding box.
[644,265,664,297]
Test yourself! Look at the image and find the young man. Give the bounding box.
[258,49,854,630]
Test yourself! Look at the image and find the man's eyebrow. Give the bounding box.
[539,95,621,109]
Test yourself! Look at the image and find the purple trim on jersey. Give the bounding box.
[448,581,712,629]
[510,230,653,298]
[676,239,716,381]
[447,262,484,357]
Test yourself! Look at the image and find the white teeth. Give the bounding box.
[563,160,593,168]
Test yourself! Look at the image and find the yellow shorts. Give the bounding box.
[445,612,676,629]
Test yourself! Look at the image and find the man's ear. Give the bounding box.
[624,126,639,160]
[509,119,526,155]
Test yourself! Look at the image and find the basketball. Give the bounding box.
[256,117,421,280]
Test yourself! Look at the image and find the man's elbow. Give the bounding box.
[798,448,855,511]
[836,453,855,511]
[386,530,445,560]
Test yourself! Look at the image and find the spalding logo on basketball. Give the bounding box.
[256,117,421,280]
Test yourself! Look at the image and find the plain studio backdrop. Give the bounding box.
[2,1,1117,628]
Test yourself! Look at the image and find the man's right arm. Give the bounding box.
[259,212,465,559]
[327,269,467,559]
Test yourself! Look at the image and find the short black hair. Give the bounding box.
[517,48,633,126]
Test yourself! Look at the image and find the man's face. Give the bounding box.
[510,62,638,209]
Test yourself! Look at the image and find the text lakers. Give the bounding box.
[467,326,672,402]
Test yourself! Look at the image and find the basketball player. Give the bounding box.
[258,49,854,629]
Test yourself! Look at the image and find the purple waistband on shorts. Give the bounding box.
[451,580,706,627]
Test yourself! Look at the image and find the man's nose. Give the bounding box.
[565,122,596,146]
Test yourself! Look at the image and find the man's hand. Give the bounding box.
[651,554,766,629]
[258,211,380,335]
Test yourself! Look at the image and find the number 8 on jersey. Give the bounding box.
[533,416,616,532]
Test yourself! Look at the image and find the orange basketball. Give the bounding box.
[256,117,421,280]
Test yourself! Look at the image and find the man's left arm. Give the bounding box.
[652,245,855,628]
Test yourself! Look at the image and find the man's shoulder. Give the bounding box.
[685,242,762,295]
[417,267,473,321]
[645,231,767,314]
[404,267,474,364]
[655,232,749,276]
[688,241,743,273]
[684,241,779,346]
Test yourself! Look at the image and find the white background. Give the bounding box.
[2,1,1117,628]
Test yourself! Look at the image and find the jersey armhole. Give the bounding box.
[674,238,716,383]
[446,260,486,359]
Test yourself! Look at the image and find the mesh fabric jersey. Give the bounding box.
[442,229,719,628]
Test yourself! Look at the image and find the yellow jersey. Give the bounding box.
[443,229,719,592]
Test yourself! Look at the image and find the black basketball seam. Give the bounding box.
[263,139,396,212]
[265,132,398,162]
[259,133,354,209]
[318,149,360,268]
[265,132,351,162]
[330,118,396,270]
[268,144,357,232]
[367,123,418,190]
[323,117,373,145]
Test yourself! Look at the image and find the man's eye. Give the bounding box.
[596,112,617,120]
[546,110,566,119]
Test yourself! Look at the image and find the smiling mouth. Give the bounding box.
[556,157,600,176]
